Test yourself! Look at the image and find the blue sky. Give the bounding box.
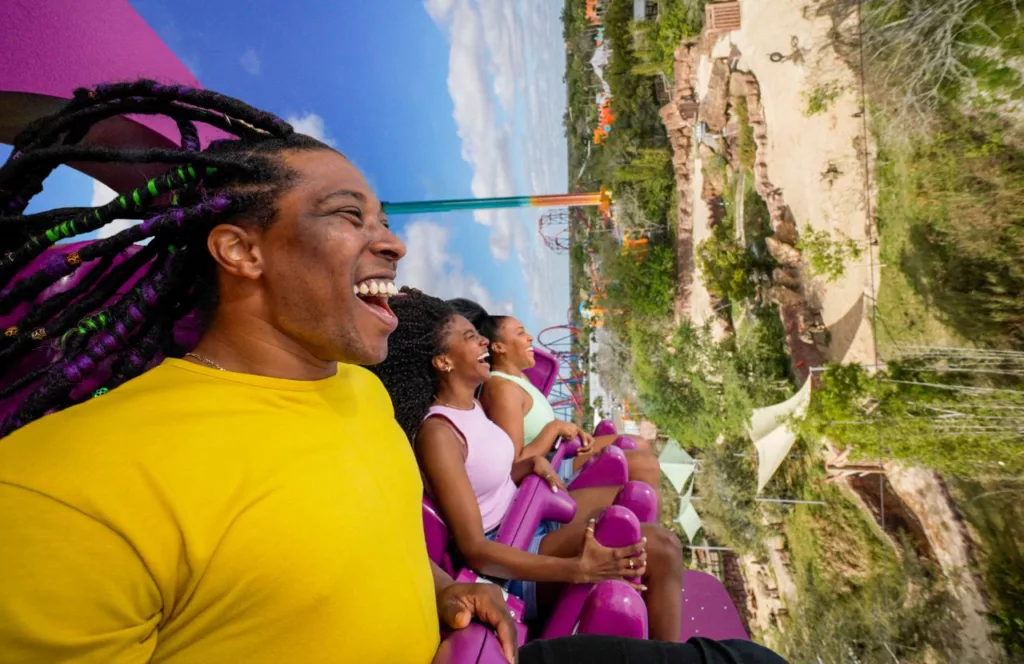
[1,0,570,334]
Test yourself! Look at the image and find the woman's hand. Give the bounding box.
[555,421,581,440]
[531,456,565,493]
[577,430,595,456]
[573,519,648,589]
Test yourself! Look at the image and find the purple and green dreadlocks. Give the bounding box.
[0,79,335,436]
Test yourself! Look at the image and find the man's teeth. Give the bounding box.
[353,280,397,297]
[478,351,490,360]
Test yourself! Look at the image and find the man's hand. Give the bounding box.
[437,583,518,664]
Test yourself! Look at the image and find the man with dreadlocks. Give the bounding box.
[0,81,516,664]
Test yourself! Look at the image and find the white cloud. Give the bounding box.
[424,0,569,329]
[428,0,517,240]
[397,220,513,316]
[424,0,456,22]
[285,112,337,147]
[90,181,137,240]
[239,48,261,76]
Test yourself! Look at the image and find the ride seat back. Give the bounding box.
[522,347,559,398]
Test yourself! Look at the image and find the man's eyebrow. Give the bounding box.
[316,189,366,205]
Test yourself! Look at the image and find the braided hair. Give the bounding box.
[0,79,335,437]
[369,288,458,442]
[448,298,509,365]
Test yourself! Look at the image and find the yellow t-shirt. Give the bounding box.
[0,359,439,664]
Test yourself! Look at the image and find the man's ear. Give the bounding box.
[207,224,263,280]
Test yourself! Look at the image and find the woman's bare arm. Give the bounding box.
[416,418,580,583]
[481,379,562,461]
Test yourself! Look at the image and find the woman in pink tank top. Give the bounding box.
[423,401,517,533]
[371,288,686,641]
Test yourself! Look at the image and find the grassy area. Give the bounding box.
[858,0,1024,351]
[764,440,961,663]
[949,478,1024,659]
[872,116,999,352]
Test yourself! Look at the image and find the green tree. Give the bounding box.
[696,228,758,303]
[603,242,677,320]
[693,436,766,553]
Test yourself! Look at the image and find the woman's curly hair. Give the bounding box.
[448,298,508,366]
[369,287,458,442]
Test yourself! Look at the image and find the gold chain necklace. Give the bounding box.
[185,352,225,371]
[433,397,474,411]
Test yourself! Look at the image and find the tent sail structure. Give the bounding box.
[657,377,813,544]
[659,439,703,542]
[749,377,813,492]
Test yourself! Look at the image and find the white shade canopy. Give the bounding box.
[749,377,812,492]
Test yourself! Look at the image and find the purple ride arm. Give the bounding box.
[565,444,629,491]
[611,435,638,451]
[432,624,510,664]
[611,481,658,524]
[592,419,618,437]
[553,437,656,520]
[493,475,577,550]
[540,505,648,640]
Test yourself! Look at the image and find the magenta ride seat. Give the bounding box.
[518,343,750,644]
[423,438,651,652]
[523,346,621,439]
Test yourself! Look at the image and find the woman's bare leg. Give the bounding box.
[639,523,683,641]
[537,487,683,642]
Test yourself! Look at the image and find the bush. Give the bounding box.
[694,436,766,553]
[796,223,862,282]
[802,81,842,116]
[604,241,677,319]
[630,312,790,448]
[782,533,959,663]
[951,478,1024,659]
[648,0,708,75]
[630,322,752,447]
[733,95,756,169]
[819,0,1024,128]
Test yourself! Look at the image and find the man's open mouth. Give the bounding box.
[354,278,398,326]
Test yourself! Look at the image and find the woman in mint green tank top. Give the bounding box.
[448,300,662,494]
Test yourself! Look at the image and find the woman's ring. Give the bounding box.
[629,559,635,570]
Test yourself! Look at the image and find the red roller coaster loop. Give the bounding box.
[537,324,586,420]
[538,208,591,255]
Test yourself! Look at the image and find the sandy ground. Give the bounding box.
[686,0,880,365]
[727,0,880,365]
